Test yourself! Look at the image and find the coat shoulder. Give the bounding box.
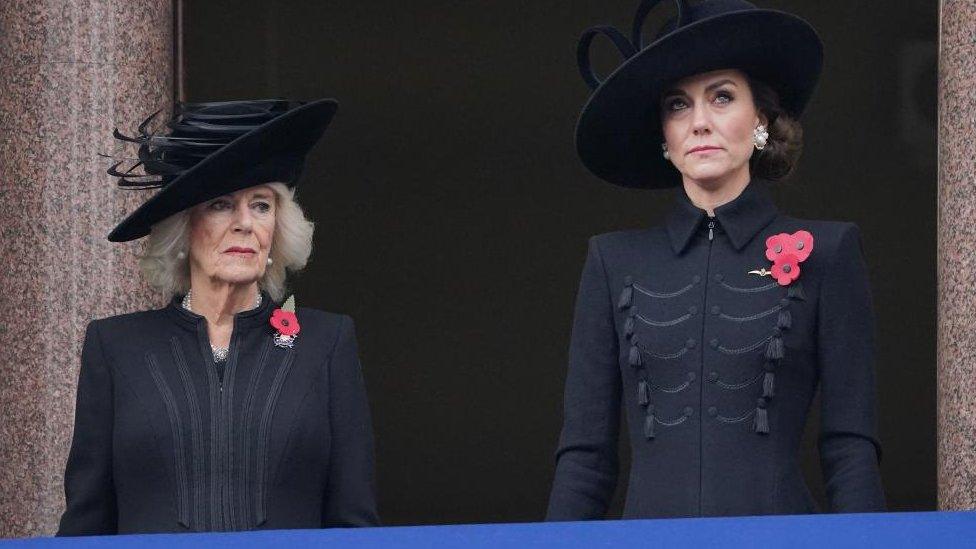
[88,307,170,336]
[777,216,864,264]
[295,307,355,350]
[295,307,349,332]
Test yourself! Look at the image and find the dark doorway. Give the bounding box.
[182,0,937,524]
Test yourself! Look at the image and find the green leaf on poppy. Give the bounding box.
[282,294,296,313]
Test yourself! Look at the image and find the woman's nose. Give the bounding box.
[691,102,711,135]
[232,204,253,232]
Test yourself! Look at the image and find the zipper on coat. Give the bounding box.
[198,317,237,531]
[698,223,715,516]
[217,320,241,530]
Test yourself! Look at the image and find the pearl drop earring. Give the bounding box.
[177,250,186,260]
[661,143,670,160]
[267,256,273,266]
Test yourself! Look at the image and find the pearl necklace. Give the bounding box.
[181,289,263,363]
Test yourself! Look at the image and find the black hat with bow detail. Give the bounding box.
[106,98,337,242]
[575,0,823,188]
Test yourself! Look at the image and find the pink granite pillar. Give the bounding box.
[0,0,172,537]
[938,0,976,510]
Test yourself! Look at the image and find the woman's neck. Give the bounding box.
[681,169,751,216]
[186,278,260,328]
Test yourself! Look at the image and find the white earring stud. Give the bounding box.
[662,143,670,160]
[176,250,186,260]
[267,256,273,266]
[753,124,769,151]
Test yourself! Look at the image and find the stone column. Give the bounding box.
[0,0,172,537]
[938,0,976,510]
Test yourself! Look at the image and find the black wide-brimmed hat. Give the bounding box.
[575,0,823,188]
[106,98,337,242]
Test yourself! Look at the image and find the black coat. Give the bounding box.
[546,182,885,520]
[57,294,378,535]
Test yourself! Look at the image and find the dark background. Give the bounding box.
[183,0,938,524]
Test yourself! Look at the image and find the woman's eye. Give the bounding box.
[666,98,688,111]
[714,91,733,104]
[252,201,271,213]
[208,200,231,211]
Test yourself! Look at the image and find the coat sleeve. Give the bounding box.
[816,224,886,512]
[57,321,118,536]
[321,315,380,527]
[546,237,622,521]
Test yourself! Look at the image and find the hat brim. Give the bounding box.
[576,10,823,189]
[108,99,338,242]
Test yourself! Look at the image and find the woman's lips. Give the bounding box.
[687,146,722,155]
[224,247,256,254]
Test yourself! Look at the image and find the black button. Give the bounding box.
[684,407,694,417]
[686,339,697,349]
[714,274,724,282]
[707,406,718,417]
[693,275,702,284]
[711,305,721,315]
[709,339,719,348]
[687,372,697,381]
[780,298,790,307]
[689,305,698,315]
[708,371,719,382]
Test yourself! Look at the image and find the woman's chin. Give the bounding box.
[211,269,263,287]
[683,165,733,184]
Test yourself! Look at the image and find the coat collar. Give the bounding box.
[167,290,277,331]
[666,181,779,254]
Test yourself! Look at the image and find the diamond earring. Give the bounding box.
[176,250,186,260]
[661,143,670,160]
[753,124,769,151]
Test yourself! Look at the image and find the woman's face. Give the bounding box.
[187,184,277,287]
[660,69,763,186]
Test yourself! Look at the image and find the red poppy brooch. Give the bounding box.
[749,230,815,286]
[270,295,300,348]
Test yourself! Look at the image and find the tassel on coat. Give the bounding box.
[637,381,650,406]
[765,336,784,361]
[644,405,656,440]
[629,345,642,367]
[754,398,769,434]
[777,309,792,330]
[618,276,634,310]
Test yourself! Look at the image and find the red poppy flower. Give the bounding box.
[770,254,801,286]
[765,231,814,263]
[270,309,300,337]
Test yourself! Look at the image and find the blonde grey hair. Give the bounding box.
[138,182,314,302]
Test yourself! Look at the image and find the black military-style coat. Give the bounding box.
[57,294,378,535]
[546,182,885,520]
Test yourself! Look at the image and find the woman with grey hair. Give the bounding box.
[58,99,379,535]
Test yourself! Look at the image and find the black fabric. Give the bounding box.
[546,182,884,519]
[574,0,823,189]
[57,295,378,535]
[107,99,337,242]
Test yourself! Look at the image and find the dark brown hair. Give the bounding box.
[748,76,804,181]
